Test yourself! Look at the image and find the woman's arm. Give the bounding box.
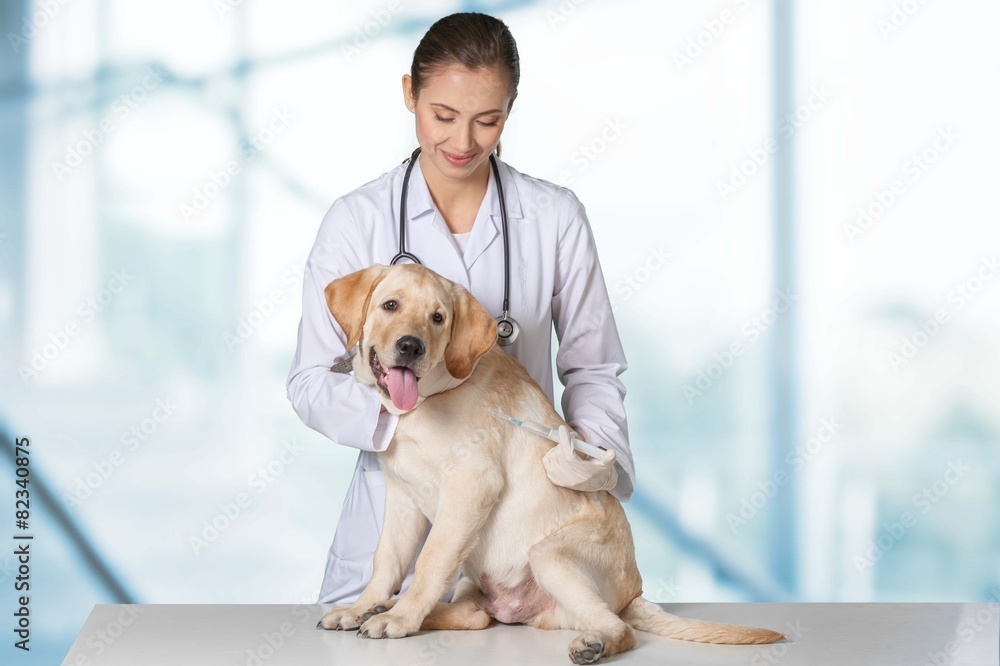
[550,192,636,502]
[286,198,397,452]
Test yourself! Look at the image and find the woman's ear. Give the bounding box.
[325,265,387,349]
[445,283,498,379]
[402,74,415,112]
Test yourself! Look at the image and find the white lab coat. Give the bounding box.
[286,154,634,605]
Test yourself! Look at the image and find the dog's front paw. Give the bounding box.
[357,610,419,639]
[317,605,368,631]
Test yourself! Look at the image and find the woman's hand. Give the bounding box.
[541,425,618,492]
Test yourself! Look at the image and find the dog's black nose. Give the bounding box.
[395,335,425,364]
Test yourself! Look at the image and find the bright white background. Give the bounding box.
[0,1,998,663]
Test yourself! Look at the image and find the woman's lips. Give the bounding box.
[442,151,475,166]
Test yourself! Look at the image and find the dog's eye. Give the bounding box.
[432,312,444,324]
[382,300,397,311]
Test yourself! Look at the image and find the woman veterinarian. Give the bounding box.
[286,12,635,605]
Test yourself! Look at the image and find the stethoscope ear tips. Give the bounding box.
[496,315,519,346]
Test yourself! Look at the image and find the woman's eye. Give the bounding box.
[383,300,397,311]
[433,114,497,127]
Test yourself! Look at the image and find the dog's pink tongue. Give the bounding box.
[387,367,419,410]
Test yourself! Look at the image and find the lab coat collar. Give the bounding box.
[407,154,523,272]
[406,152,524,223]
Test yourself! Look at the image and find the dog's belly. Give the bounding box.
[479,572,556,624]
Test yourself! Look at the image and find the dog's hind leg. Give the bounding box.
[360,577,492,631]
[527,520,638,664]
[421,577,492,630]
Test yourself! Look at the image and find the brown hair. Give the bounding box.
[407,12,519,160]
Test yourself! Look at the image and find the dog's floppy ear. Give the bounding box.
[325,264,387,349]
[445,282,497,379]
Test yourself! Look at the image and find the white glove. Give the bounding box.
[542,425,618,492]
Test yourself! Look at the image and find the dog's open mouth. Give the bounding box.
[369,346,420,411]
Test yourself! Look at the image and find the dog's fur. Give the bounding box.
[318,263,784,663]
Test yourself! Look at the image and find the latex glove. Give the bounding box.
[542,425,618,492]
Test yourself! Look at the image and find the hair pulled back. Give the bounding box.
[407,13,519,160]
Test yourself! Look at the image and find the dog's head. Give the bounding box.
[325,263,497,415]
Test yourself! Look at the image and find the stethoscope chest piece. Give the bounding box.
[496,312,519,346]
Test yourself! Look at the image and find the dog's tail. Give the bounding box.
[619,596,785,645]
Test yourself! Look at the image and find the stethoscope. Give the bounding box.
[392,147,520,346]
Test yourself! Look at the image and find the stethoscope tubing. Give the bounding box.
[393,147,518,345]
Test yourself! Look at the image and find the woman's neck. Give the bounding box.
[420,152,491,217]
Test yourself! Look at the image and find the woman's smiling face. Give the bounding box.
[403,64,516,184]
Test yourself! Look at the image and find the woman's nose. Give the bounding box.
[454,122,474,151]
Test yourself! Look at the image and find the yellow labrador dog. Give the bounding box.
[318,263,784,663]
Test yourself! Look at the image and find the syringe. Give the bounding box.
[489,409,610,459]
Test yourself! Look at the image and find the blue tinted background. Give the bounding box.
[1,1,999,663]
